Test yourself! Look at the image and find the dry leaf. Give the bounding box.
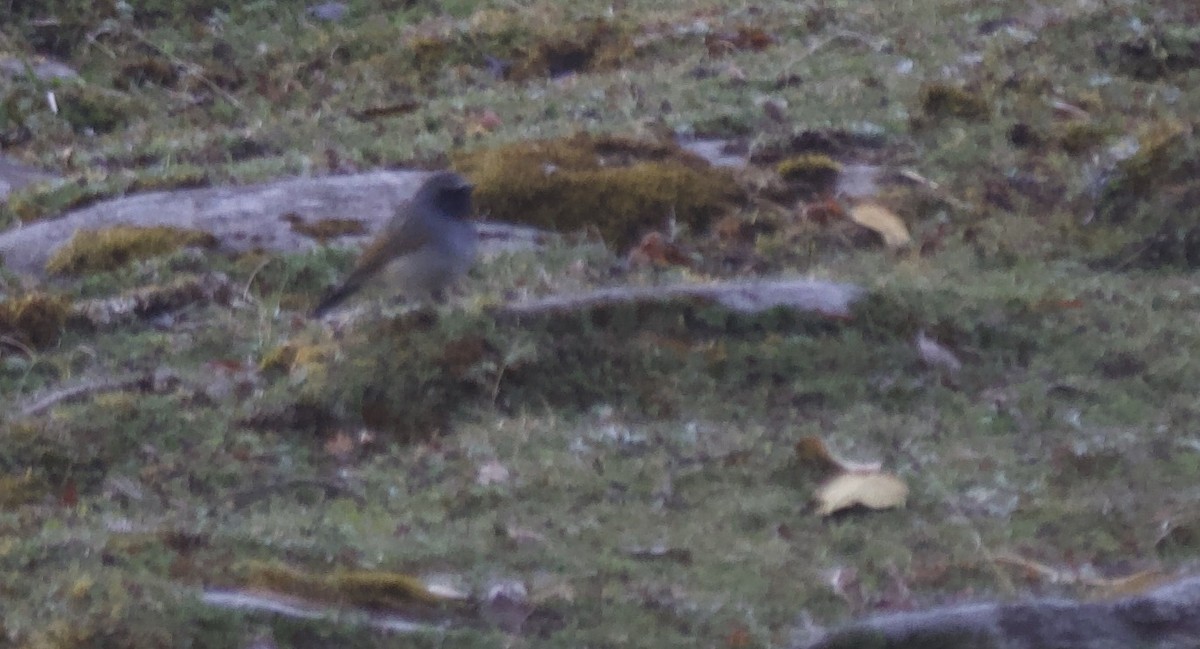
[795,436,883,474]
[815,472,908,516]
[848,202,911,249]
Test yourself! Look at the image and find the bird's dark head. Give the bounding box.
[419,171,473,219]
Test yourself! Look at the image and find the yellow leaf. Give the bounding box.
[849,202,911,249]
[814,472,908,516]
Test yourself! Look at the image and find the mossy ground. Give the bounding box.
[4,0,1200,647]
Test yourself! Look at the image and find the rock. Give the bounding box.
[0,156,59,200]
[0,171,428,276]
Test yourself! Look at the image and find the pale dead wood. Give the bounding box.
[0,170,550,277]
[0,171,430,276]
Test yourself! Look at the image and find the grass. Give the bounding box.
[4,0,1200,647]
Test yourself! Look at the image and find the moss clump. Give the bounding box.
[453,134,740,247]
[259,343,299,374]
[776,154,842,194]
[125,166,210,193]
[1095,123,1192,221]
[1084,123,1200,268]
[0,292,71,348]
[1098,26,1200,80]
[1056,120,1110,154]
[510,18,632,80]
[241,561,460,611]
[401,12,635,82]
[260,341,334,382]
[917,83,989,120]
[46,225,219,276]
[0,470,46,508]
[352,12,639,85]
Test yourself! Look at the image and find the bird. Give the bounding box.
[311,171,477,317]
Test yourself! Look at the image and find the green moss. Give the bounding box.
[1096,123,1191,218]
[55,84,135,135]
[1086,123,1200,269]
[46,225,219,276]
[0,470,45,508]
[259,342,299,374]
[125,166,211,193]
[509,18,633,80]
[4,180,115,225]
[4,1,1200,646]
[1055,120,1110,154]
[259,340,334,380]
[16,572,243,649]
[293,280,1045,438]
[453,134,741,247]
[241,561,460,610]
[776,154,842,193]
[346,11,640,85]
[917,83,989,120]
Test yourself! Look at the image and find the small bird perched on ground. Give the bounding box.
[311,171,477,317]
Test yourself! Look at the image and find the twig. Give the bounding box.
[0,335,35,359]
[241,256,274,305]
[896,168,973,212]
[18,374,145,418]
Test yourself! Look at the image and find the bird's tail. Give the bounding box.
[311,282,357,318]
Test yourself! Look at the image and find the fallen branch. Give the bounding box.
[496,277,864,319]
[18,373,150,418]
[801,574,1200,649]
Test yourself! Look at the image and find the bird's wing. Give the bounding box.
[338,206,433,289]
